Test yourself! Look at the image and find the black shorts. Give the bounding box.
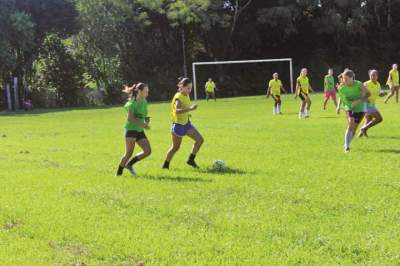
[125,129,147,140]
[271,95,281,100]
[346,111,365,124]
[299,92,308,101]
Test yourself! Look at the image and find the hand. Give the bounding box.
[144,122,150,130]
[190,104,198,111]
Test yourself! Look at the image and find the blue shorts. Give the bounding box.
[365,103,378,115]
[171,122,194,137]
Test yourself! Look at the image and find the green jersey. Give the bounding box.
[338,80,364,112]
[124,99,148,132]
[324,75,335,91]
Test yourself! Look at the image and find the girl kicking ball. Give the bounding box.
[295,68,314,118]
[267,72,287,115]
[384,63,399,103]
[359,70,383,137]
[116,83,152,176]
[163,78,204,169]
[336,69,370,153]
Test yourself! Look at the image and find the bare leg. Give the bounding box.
[164,134,183,168]
[117,138,135,175]
[134,138,152,161]
[186,128,204,168]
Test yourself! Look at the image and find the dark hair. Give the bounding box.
[123,82,148,100]
[178,77,192,87]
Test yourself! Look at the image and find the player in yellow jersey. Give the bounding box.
[359,70,383,137]
[267,72,287,115]
[295,68,314,118]
[205,78,217,101]
[163,78,204,169]
[384,63,399,103]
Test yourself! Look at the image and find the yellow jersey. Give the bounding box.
[365,80,381,104]
[171,92,191,125]
[205,81,216,92]
[268,79,283,95]
[297,76,310,94]
[387,69,399,86]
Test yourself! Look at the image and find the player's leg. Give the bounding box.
[395,86,399,103]
[117,137,135,176]
[271,95,278,114]
[305,96,312,117]
[323,92,329,110]
[360,110,383,135]
[299,93,306,118]
[186,126,204,168]
[332,92,338,109]
[163,133,183,169]
[344,113,356,152]
[126,134,152,170]
[276,96,282,114]
[384,86,395,103]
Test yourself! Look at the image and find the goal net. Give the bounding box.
[192,58,294,100]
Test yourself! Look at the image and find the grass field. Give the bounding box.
[1,94,400,265]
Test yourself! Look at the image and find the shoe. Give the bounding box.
[125,165,137,175]
[187,160,199,168]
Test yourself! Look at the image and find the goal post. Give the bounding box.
[192,58,294,100]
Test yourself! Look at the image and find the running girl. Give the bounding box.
[323,68,338,110]
[384,64,399,103]
[336,69,370,153]
[116,83,151,176]
[267,72,287,115]
[163,78,204,169]
[359,70,383,137]
[295,68,314,118]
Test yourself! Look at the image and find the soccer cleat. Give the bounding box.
[125,165,137,175]
[344,146,350,153]
[359,128,368,138]
[187,160,199,169]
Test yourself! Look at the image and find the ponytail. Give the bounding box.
[123,82,148,100]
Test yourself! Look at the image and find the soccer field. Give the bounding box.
[1,94,400,265]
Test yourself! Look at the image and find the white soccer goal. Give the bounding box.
[192,58,294,100]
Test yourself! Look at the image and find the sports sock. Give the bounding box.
[188,153,196,162]
[162,161,170,169]
[116,165,124,176]
[345,128,353,149]
[127,156,140,167]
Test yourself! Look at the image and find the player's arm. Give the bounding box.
[128,110,150,129]
[281,84,287,94]
[351,84,371,108]
[336,97,341,114]
[266,85,271,98]
[294,81,301,98]
[175,99,197,114]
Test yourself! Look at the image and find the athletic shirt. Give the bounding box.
[324,75,335,91]
[268,79,283,95]
[365,80,381,105]
[297,76,310,94]
[124,99,148,132]
[171,92,191,125]
[387,69,399,86]
[338,80,364,112]
[205,81,216,92]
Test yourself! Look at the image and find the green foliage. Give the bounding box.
[33,34,83,106]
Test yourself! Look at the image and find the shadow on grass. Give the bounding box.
[378,149,400,154]
[197,167,255,175]
[139,175,212,183]
[369,135,400,140]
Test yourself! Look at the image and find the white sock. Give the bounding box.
[278,105,281,113]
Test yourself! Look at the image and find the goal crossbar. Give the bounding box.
[192,58,294,100]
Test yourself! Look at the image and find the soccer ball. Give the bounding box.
[212,160,226,171]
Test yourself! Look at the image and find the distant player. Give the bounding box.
[266,72,287,115]
[205,78,217,101]
[295,68,314,118]
[384,63,399,103]
[116,83,152,176]
[359,70,383,137]
[336,69,370,153]
[323,68,338,110]
[163,78,204,169]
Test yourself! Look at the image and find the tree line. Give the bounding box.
[1,0,400,108]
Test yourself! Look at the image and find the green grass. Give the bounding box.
[1,94,400,265]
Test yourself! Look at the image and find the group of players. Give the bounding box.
[115,64,398,176]
[267,64,399,152]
